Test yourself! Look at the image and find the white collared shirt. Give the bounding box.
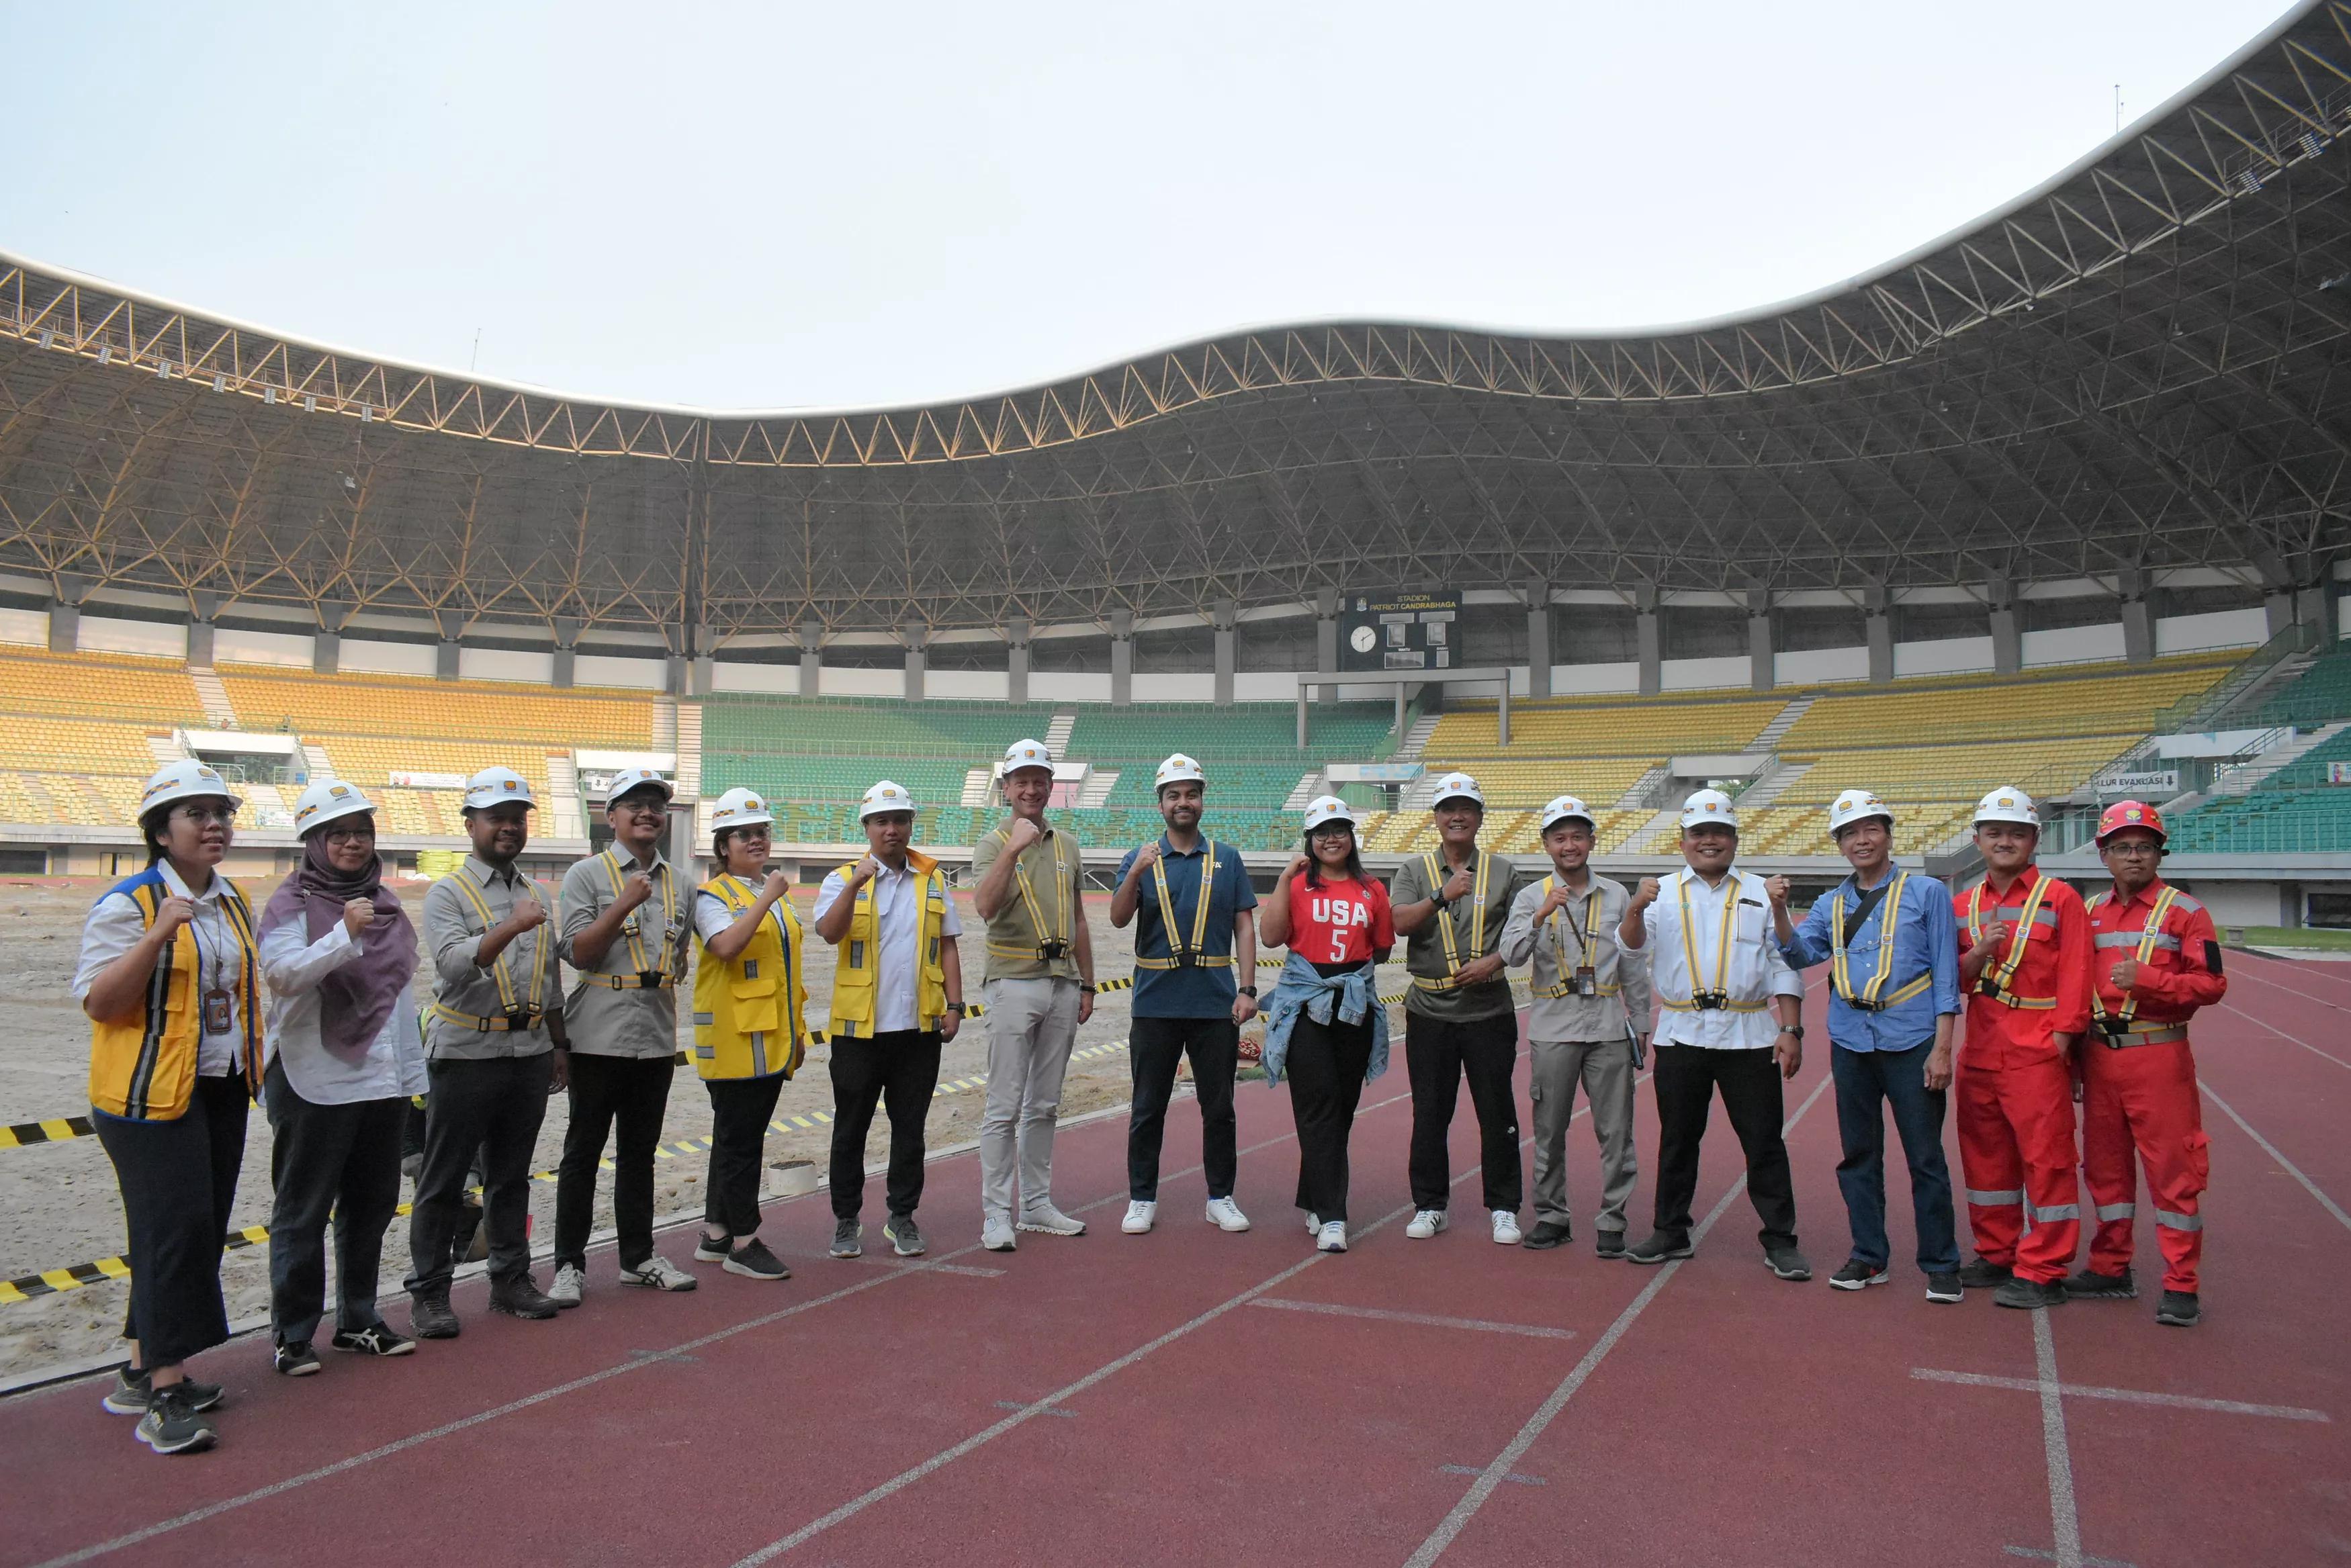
[71,860,249,1077]
[1643,866,1802,1050]
[259,916,428,1105]
[808,859,963,1035]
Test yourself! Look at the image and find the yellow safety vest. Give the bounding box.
[1534,875,1618,1000]
[1830,870,1931,1011]
[691,875,807,1080]
[1658,870,1770,1014]
[828,851,950,1039]
[1966,873,2057,1010]
[429,867,556,1033]
[1410,849,1497,993]
[2088,884,2180,1031]
[87,868,263,1121]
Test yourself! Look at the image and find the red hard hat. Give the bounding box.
[2094,799,2166,846]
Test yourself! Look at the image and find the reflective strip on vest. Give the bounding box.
[2093,930,2181,951]
[2155,1208,2203,1232]
[1967,1188,2023,1207]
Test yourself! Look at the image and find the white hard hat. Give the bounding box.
[709,787,773,831]
[1678,788,1738,831]
[1430,772,1484,809]
[860,779,916,819]
[1154,753,1205,792]
[461,766,537,812]
[139,759,235,819]
[603,766,673,808]
[1002,737,1054,775]
[1827,788,1895,838]
[1302,795,1358,832]
[293,778,374,837]
[1540,794,1596,833]
[1973,786,2040,829]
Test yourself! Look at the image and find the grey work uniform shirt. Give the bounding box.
[559,848,689,1060]
[1390,846,1519,1022]
[421,855,557,1060]
[1499,873,1653,1044]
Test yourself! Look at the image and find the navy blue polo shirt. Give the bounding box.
[1116,835,1259,1019]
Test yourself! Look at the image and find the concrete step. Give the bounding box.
[1748,696,1815,751]
[1283,770,1323,811]
[961,767,995,808]
[2213,719,2349,794]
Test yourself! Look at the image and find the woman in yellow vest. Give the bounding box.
[688,788,807,1281]
[72,761,263,1457]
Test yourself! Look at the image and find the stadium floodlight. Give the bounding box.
[212,373,227,392]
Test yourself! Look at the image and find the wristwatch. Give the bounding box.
[1237,986,1257,998]
[1079,983,1098,995]
[1779,1023,1806,1040]
[944,1001,966,1015]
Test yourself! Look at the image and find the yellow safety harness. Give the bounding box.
[1830,870,1931,1011]
[433,868,555,1031]
[576,849,681,990]
[984,823,1079,966]
[1411,849,1496,993]
[1535,875,1616,1000]
[1659,870,1768,1013]
[2089,884,2182,1045]
[1135,840,1232,970]
[1966,873,2056,1011]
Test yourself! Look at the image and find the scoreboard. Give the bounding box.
[1339,590,1460,672]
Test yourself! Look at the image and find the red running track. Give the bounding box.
[9,966,2351,1568]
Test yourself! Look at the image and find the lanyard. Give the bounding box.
[1151,841,1218,962]
[1543,874,1603,970]
[1831,870,1910,1007]
[600,849,676,974]
[1674,870,1738,1004]
[2090,885,2178,1026]
[447,868,551,1014]
[1423,849,1492,976]
[1967,874,2051,996]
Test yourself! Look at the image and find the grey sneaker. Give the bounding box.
[723,1238,790,1279]
[1766,1246,1813,1282]
[547,1262,585,1307]
[135,1385,217,1455]
[981,1215,1018,1252]
[883,1215,926,1257]
[1018,1205,1087,1236]
[103,1367,222,1416]
[831,1218,864,1258]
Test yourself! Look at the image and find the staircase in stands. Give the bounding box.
[1394,711,1441,762]
[189,670,238,728]
[1748,696,1815,751]
[2212,720,2351,795]
[1045,712,1077,756]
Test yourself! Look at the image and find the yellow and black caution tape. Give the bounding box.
[1,1115,97,1149]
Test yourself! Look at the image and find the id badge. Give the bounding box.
[202,986,234,1033]
[1574,966,1598,999]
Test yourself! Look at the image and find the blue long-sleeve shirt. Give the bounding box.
[1778,869,1961,1054]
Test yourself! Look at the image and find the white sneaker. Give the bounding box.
[1317,1221,1349,1254]
[1491,1210,1523,1246]
[1018,1205,1088,1236]
[547,1262,585,1307]
[1305,1211,1321,1236]
[1405,1209,1448,1240]
[1122,1200,1157,1235]
[619,1254,699,1292]
[981,1216,1018,1252]
[1204,1197,1251,1233]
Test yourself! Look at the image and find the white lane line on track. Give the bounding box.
[2217,1000,2351,1070]
[2033,1309,2083,1568]
[2198,1078,2351,1234]
[1246,1297,1577,1340]
[1402,1067,1834,1568]
[2227,960,2351,1013]
[1908,1368,2329,1423]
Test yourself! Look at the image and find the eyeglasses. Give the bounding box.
[172,804,238,826]
[322,825,376,845]
[2102,840,2162,856]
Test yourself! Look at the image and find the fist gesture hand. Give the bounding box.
[2110,957,2140,993]
[507,898,548,934]
[854,855,885,885]
[1633,877,1662,909]
[1764,875,1792,910]
[343,897,378,935]
[1006,817,1045,854]
[152,896,197,939]
[1439,867,1475,905]
[1537,883,1572,918]
[761,870,792,903]
[1132,841,1162,876]
[617,872,656,913]
[1282,854,1311,884]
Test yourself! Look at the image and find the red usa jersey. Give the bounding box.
[1286,876,1394,966]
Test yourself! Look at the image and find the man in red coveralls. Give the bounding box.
[2066,800,2225,1328]
[1953,786,2092,1311]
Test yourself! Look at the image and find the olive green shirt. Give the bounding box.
[972,818,1084,985]
[1390,845,1520,1022]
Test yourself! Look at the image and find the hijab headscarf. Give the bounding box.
[260,823,417,1054]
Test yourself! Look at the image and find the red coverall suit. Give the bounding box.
[2084,879,2225,1291]
[1954,868,2092,1285]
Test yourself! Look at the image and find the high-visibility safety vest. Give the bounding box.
[430,867,555,1033]
[691,875,807,1080]
[1965,873,2059,1010]
[1830,870,1931,1011]
[1410,849,1497,993]
[1657,869,1769,1013]
[87,867,263,1121]
[574,849,682,990]
[1135,839,1233,971]
[828,851,951,1039]
[2087,883,2182,1039]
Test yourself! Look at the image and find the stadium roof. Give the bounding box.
[1,1,2347,645]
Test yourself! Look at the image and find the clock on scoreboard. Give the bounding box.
[1337,590,1460,672]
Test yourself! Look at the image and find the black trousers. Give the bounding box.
[1651,1042,1798,1250]
[703,1072,786,1238]
[94,1072,249,1370]
[555,1052,675,1271]
[1405,1011,1523,1213]
[405,1052,551,1297]
[828,1030,942,1221]
[263,1059,405,1344]
[1128,1015,1239,1202]
[1285,1010,1374,1225]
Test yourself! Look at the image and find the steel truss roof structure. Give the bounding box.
[1,1,2347,648]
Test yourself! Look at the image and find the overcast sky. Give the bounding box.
[3,1,2300,411]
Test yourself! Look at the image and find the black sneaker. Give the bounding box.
[1520,1219,1572,1251]
[1765,1246,1814,1282]
[724,1238,791,1280]
[694,1231,733,1262]
[2156,1289,2202,1327]
[883,1215,926,1258]
[1594,1230,1626,1259]
[331,1323,416,1357]
[488,1273,560,1320]
[410,1291,460,1340]
[1992,1276,2068,1311]
[1956,1257,2014,1290]
[830,1217,863,1259]
[1926,1272,1965,1304]
[1829,1260,1889,1291]
[1625,1232,1693,1265]
[272,1341,322,1377]
[2064,1265,2137,1301]
[135,1385,217,1455]
[101,1367,224,1416]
